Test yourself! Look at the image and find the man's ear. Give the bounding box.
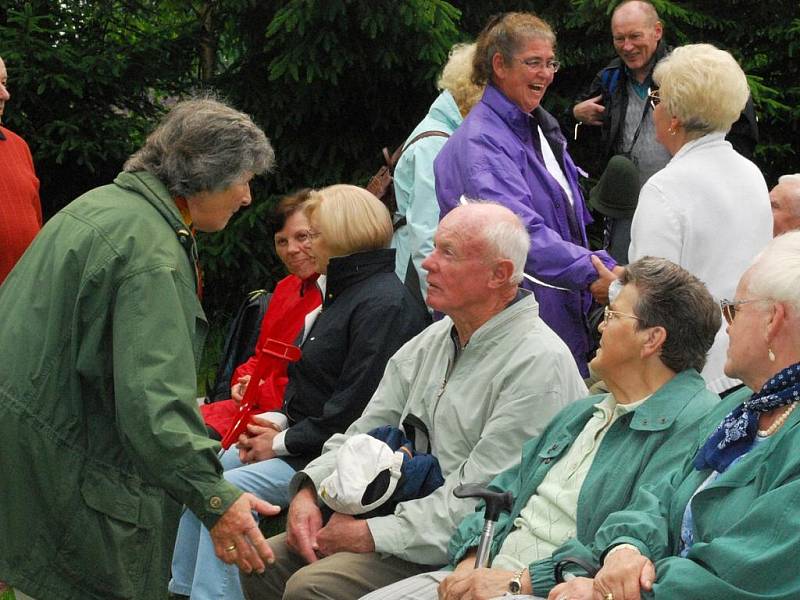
[641,325,667,360]
[653,21,663,41]
[489,258,516,289]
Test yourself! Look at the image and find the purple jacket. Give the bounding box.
[434,84,616,376]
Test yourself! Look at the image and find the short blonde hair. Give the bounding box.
[437,43,485,117]
[303,184,393,258]
[654,43,750,139]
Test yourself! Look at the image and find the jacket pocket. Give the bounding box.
[53,466,160,599]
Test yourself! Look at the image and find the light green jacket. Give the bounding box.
[448,369,719,597]
[295,292,588,565]
[595,386,800,599]
[0,172,240,600]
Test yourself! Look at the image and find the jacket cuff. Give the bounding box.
[600,537,652,563]
[366,514,406,555]
[272,429,290,456]
[531,557,558,598]
[185,478,243,531]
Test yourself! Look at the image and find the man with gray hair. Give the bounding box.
[241,202,588,600]
[770,174,800,237]
[572,0,758,184]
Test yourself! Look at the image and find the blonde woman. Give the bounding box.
[628,43,772,393]
[169,184,429,600]
[392,41,484,307]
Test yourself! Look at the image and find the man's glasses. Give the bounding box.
[647,88,661,111]
[603,305,643,327]
[719,298,768,326]
[516,57,561,73]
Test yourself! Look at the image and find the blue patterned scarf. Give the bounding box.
[694,362,800,473]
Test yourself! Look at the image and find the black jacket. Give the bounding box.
[281,248,429,470]
[573,41,759,178]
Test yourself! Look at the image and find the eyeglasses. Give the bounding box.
[647,88,661,110]
[516,57,560,73]
[719,298,769,325]
[603,305,643,327]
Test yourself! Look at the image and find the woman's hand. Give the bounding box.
[437,567,531,600]
[236,416,280,463]
[593,547,655,600]
[231,375,251,405]
[548,576,596,600]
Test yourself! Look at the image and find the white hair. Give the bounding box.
[465,199,530,285]
[747,231,800,313]
[777,174,800,214]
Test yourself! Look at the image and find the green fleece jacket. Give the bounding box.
[448,369,718,597]
[595,386,800,599]
[0,172,240,600]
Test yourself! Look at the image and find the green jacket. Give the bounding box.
[595,386,800,599]
[0,172,241,600]
[448,370,718,597]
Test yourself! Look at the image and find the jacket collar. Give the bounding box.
[671,131,728,162]
[628,369,708,431]
[427,90,464,132]
[481,83,565,149]
[323,248,396,306]
[460,289,540,349]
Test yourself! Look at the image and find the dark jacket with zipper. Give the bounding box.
[573,41,759,177]
[281,248,429,471]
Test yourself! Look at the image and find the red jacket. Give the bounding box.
[0,126,41,284]
[201,273,321,435]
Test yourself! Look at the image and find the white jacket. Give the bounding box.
[630,133,772,392]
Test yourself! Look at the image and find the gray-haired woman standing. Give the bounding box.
[0,98,278,599]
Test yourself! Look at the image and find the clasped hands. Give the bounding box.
[548,547,656,600]
[285,486,375,564]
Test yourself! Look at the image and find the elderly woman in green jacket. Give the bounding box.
[556,231,800,600]
[0,99,278,600]
[360,257,720,600]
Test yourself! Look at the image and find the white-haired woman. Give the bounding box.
[0,98,277,599]
[391,41,484,307]
[628,43,773,393]
[169,184,430,600]
[552,231,800,600]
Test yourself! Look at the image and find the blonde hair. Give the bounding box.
[472,12,556,87]
[437,43,485,117]
[654,43,750,139]
[303,184,393,258]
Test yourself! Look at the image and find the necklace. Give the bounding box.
[757,402,798,438]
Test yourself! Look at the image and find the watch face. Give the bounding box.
[509,580,522,594]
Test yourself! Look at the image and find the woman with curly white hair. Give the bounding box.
[628,42,772,394]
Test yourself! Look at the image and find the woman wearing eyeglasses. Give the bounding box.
[434,12,620,379]
[361,257,720,600]
[555,232,800,600]
[628,43,772,394]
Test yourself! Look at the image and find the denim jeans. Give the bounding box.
[168,449,295,600]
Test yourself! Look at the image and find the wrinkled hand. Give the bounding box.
[574,95,606,126]
[453,550,478,573]
[231,375,252,405]
[316,512,375,557]
[590,256,625,305]
[209,492,281,574]
[237,417,280,463]
[286,485,324,564]
[437,567,530,600]
[548,576,596,600]
[593,547,655,600]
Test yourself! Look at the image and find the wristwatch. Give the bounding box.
[507,567,526,595]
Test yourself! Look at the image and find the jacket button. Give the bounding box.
[209,496,223,509]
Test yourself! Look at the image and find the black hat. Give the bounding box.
[588,155,641,219]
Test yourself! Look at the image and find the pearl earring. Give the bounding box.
[768,348,776,362]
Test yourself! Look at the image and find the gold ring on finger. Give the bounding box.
[225,544,237,552]
[604,594,614,600]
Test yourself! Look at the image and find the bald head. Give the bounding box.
[443,202,530,282]
[771,174,800,237]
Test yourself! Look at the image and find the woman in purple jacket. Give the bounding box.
[434,12,619,376]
